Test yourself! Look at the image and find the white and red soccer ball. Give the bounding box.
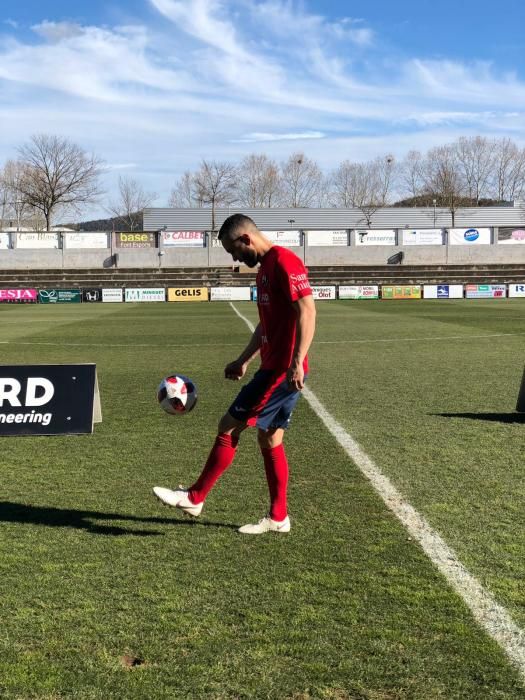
[157,374,197,415]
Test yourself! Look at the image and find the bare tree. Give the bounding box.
[399,150,425,200]
[454,136,496,205]
[422,145,464,226]
[16,134,103,231]
[194,160,237,231]
[280,152,323,208]
[0,160,32,229]
[236,154,281,207]
[107,176,157,231]
[491,138,525,202]
[169,171,200,208]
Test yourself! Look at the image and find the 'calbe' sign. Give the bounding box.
[0,365,102,436]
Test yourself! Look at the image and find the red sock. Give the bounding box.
[189,433,239,504]
[261,444,289,521]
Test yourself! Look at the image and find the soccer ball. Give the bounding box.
[157,374,197,415]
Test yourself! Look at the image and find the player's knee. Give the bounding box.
[257,429,283,449]
[218,412,246,436]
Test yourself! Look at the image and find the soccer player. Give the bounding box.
[153,214,316,534]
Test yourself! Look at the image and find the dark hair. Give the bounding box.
[218,214,256,240]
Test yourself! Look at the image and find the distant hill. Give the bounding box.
[59,212,143,232]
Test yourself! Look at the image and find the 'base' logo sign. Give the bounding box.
[0,364,102,436]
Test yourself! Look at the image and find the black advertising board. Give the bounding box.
[0,364,102,436]
[83,288,102,303]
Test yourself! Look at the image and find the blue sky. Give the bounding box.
[1,0,524,217]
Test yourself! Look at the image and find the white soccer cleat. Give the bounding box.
[152,486,203,517]
[238,515,291,535]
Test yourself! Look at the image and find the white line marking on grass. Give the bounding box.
[230,301,525,682]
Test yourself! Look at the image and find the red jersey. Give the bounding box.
[256,246,312,372]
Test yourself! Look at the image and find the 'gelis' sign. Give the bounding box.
[0,364,102,436]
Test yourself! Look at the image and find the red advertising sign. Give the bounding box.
[0,289,38,304]
[162,231,205,247]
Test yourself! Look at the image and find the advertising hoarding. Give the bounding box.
[465,284,506,299]
[260,230,301,247]
[307,230,348,247]
[355,229,396,246]
[17,232,60,249]
[0,233,10,249]
[402,229,444,245]
[449,228,491,245]
[312,286,336,300]
[38,289,82,304]
[168,287,209,302]
[162,231,205,247]
[509,284,525,298]
[498,227,525,244]
[423,285,464,299]
[65,232,108,249]
[82,289,102,303]
[102,288,123,303]
[382,285,421,299]
[125,288,165,302]
[210,287,251,301]
[0,288,37,303]
[338,285,379,299]
[116,232,156,248]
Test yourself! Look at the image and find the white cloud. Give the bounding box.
[4,19,18,29]
[233,131,325,143]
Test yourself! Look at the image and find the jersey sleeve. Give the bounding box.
[276,250,312,302]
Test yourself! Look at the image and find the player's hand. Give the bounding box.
[224,359,247,381]
[286,362,305,391]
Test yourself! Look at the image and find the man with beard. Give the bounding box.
[153,214,316,534]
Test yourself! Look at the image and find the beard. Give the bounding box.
[242,248,259,267]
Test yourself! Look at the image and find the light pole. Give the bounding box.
[433,198,437,227]
[15,199,22,232]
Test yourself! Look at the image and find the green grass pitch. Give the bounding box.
[0,299,524,699]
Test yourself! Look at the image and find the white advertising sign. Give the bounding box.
[354,229,396,246]
[465,284,506,299]
[449,228,491,245]
[163,231,205,247]
[312,285,336,300]
[498,227,525,244]
[17,232,60,249]
[0,232,10,249]
[423,284,464,299]
[509,284,525,298]
[260,230,301,247]
[65,232,108,249]
[102,288,124,303]
[307,230,348,247]
[402,229,443,245]
[210,287,251,301]
[338,285,379,300]
[125,288,165,302]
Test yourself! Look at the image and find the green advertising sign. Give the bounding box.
[38,289,82,304]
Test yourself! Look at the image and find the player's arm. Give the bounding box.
[224,323,262,380]
[287,294,316,391]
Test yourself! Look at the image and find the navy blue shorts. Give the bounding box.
[228,369,305,431]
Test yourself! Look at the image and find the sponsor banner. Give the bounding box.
[210,287,251,301]
[102,288,123,303]
[402,229,444,245]
[0,233,10,249]
[260,230,301,247]
[382,285,421,300]
[0,288,38,304]
[307,230,348,247]
[125,288,165,302]
[355,229,396,246]
[465,284,506,299]
[312,285,336,300]
[17,232,60,249]
[116,232,156,248]
[82,288,102,303]
[338,285,379,300]
[509,284,525,298]
[498,227,525,244]
[168,287,209,302]
[449,227,491,245]
[423,284,464,299]
[0,364,101,436]
[65,232,108,249]
[162,231,205,247]
[39,289,82,304]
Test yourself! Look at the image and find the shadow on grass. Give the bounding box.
[0,501,238,536]
[433,412,525,424]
